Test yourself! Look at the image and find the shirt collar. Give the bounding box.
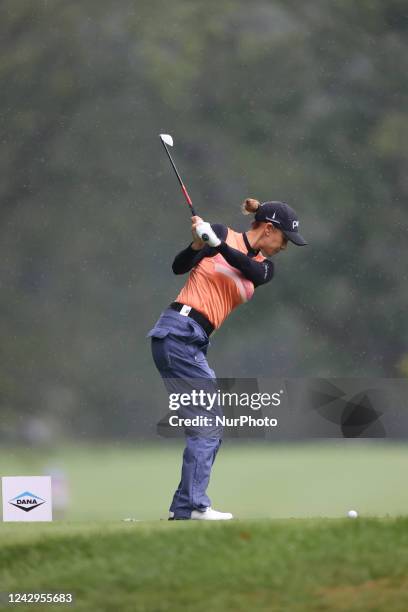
[242,232,260,257]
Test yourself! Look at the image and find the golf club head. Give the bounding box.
[159,133,173,147]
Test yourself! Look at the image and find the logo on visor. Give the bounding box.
[265,216,280,224]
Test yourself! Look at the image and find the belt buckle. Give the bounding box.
[180,304,192,317]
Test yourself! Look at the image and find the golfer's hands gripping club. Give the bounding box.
[191,216,221,249]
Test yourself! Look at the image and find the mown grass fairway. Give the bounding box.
[1,442,408,520]
[1,518,408,611]
[1,444,408,610]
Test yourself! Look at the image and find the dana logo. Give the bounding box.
[292,220,299,229]
[8,491,46,513]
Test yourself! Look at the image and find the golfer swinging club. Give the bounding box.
[148,198,307,520]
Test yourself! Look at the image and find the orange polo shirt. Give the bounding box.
[175,228,266,330]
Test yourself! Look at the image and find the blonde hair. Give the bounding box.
[241,198,263,228]
[241,198,260,215]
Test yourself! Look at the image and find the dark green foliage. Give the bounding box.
[0,1,407,437]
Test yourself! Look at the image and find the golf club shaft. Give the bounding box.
[160,139,197,216]
[160,137,209,241]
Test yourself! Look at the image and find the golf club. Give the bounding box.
[159,133,209,241]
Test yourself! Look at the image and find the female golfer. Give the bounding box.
[148,199,307,520]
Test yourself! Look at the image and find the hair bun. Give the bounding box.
[241,198,260,215]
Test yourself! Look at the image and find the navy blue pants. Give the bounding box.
[148,308,222,519]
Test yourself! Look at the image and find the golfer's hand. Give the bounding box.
[191,216,221,248]
[191,216,206,250]
[196,221,221,248]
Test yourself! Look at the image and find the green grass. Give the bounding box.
[1,442,408,520]
[1,518,408,611]
[1,443,408,610]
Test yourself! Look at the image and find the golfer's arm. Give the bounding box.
[217,243,274,287]
[172,224,228,274]
[172,245,208,274]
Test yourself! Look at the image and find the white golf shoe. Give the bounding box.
[190,507,233,520]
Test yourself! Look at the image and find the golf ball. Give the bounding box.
[347,510,358,519]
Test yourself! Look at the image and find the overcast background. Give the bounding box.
[1,0,407,442]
